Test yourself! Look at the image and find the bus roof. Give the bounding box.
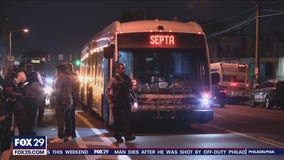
[82,19,206,56]
[118,20,203,33]
[94,19,204,39]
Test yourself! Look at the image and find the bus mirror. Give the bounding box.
[103,44,114,59]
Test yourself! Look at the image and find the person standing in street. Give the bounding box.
[106,63,136,143]
[25,65,46,127]
[35,69,46,128]
[23,71,44,135]
[50,64,73,143]
[64,62,80,138]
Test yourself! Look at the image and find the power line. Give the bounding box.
[207,13,255,38]
[262,9,284,13]
[205,0,284,39]
[205,7,256,26]
[207,10,284,38]
[267,0,284,4]
[259,11,284,18]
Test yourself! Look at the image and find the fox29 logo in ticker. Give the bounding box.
[13,136,47,155]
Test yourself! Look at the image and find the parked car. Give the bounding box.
[250,79,284,109]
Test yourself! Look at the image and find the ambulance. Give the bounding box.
[210,62,250,102]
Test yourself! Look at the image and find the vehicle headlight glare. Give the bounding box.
[45,77,54,85]
[43,86,53,95]
[200,92,212,107]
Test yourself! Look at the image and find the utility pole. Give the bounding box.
[254,0,261,87]
[188,0,193,21]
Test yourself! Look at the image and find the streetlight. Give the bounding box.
[9,28,29,58]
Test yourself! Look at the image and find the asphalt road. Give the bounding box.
[1,103,284,160]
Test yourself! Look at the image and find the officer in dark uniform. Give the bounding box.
[106,63,136,143]
[3,65,27,136]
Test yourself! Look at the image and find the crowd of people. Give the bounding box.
[0,62,80,153]
[0,64,46,152]
[0,61,136,156]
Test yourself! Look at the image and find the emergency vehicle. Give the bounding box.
[210,62,250,102]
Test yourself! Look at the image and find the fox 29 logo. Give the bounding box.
[13,136,47,149]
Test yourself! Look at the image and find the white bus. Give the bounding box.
[210,62,250,102]
[79,19,213,127]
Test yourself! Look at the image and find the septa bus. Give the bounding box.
[79,19,213,127]
[210,62,250,102]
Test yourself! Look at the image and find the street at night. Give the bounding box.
[2,103,284,160]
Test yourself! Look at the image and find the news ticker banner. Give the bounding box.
[13,136,284,156]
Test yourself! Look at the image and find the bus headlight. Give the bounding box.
[132,99,141,109]
[133,101,139,108]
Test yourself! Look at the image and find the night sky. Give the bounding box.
[5,0,284,56]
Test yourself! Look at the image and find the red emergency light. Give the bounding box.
[230,82,238,87]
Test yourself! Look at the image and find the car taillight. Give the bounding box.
[219,90,226,93]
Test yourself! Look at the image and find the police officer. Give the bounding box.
[3,65,27,136]
[106,63,136,143]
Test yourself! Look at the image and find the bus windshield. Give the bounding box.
[119,48,209,89]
